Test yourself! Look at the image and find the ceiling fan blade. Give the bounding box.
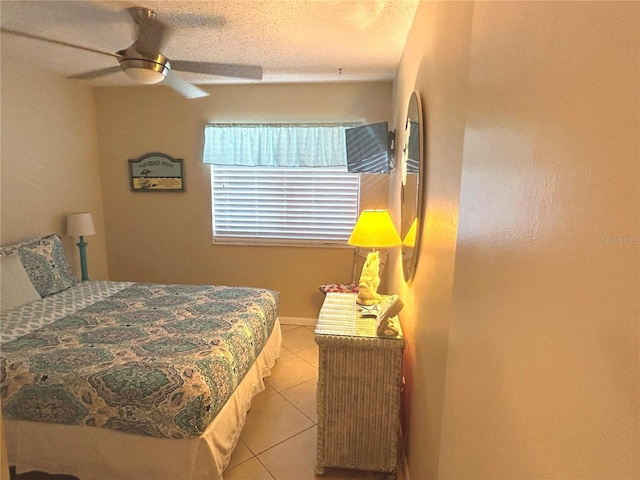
[163,71,209,99]
[68,66,122,80]
[0,28,118,58]
[128,7,169,58]
[171,60,263,81]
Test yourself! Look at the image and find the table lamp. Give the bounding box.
[348,209,401,305]
[67,212,96,281]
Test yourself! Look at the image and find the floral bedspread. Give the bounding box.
[0,283,279,439]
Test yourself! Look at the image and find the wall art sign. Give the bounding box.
[129,152,184,191]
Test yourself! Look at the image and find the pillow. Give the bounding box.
[14,234,77,297]
[0,236,38,256]
[0,253,41,313]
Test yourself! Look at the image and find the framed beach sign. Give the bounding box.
[129,152,185,191]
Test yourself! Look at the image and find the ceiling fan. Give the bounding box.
[0,6,263,99]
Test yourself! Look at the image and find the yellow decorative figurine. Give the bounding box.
[357,251,382,305]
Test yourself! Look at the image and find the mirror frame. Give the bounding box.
[401,91,425,283]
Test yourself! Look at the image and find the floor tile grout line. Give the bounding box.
[240,389,316,456]
[226,324,320,478]
[254,426,319,480]
[255,424,318,465]
[279,339,320,369]
[242,415,317,460]
[278,383,319,425]
[276,386,317,427]
[290,349,320,369]
[264,371,318,395]
[239,431,312,480]
[264,349,318,394]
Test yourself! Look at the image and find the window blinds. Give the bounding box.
[211,166,360,244]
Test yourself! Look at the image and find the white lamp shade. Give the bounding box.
[348,209,401,248]
[67,212,96,237]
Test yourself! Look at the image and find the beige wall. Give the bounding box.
[0,57,109,280]
[94,82,391,319]
[391,2,639,479]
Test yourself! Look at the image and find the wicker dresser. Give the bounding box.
[314,292,404,479]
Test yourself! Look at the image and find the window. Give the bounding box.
[204,124,360,245]
[211,165,359,245]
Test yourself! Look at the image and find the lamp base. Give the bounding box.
[356,251,382,305]
[76,236,89,282]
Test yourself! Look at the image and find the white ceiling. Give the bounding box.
[0,0,419,87]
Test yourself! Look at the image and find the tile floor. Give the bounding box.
[223,324,402,480]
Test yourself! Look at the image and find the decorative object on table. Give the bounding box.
[375,294,404,337]
[319,283,359,294]
[351,249,388,286]
[357,251,383,305]
[129,152,184,191]
[67,212,96,281]
[348,209,401,305]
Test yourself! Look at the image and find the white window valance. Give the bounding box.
[203,124,348,167]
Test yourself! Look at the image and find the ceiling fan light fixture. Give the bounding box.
[119,56,170,84]
[124,67,165,84]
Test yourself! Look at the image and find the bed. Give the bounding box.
[0,234,281,480]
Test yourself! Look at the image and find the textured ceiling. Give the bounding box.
[0,0,419,86]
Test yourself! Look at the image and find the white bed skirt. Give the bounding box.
[5,318,282,480]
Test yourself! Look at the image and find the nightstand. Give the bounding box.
[314,292,404,479]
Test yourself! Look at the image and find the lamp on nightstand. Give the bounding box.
[348,209,401,305]
[67,212,96,281]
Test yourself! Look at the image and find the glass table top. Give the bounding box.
[314,293,403,339]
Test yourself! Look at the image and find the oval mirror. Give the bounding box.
[401,91,424,283]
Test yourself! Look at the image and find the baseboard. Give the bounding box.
[279,316,316,326]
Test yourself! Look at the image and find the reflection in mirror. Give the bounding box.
[401,91,424,283]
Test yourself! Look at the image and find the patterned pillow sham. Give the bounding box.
[1,234,77,297]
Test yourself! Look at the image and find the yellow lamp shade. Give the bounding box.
[348,209,401,248]
[403,218,417,247]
